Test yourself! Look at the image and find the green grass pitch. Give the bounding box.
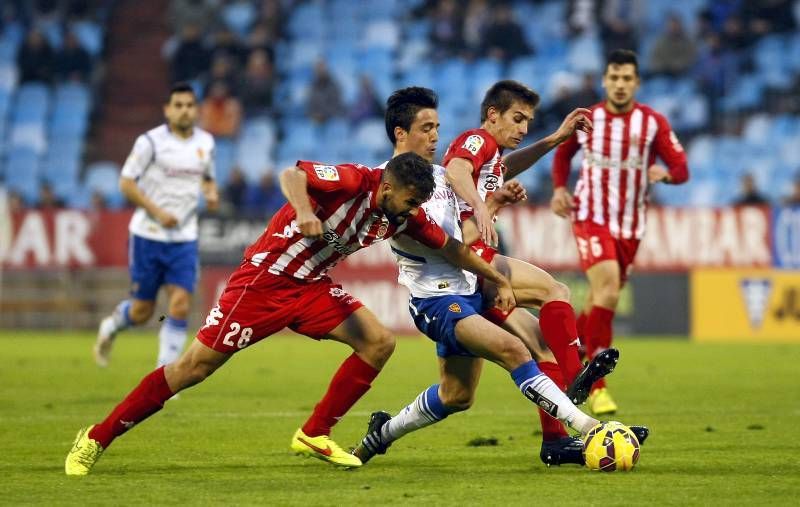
[1,331,798,505]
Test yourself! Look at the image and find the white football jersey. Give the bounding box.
[381,161,477,298]
[121,124,215,242]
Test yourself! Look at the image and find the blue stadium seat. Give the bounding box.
[70,20,104,57]
[84,161,122,205]
[5,147,40,203]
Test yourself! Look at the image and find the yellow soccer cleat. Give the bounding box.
[588,387,619,416]
[290,429,362,468]
[65,426,104,476]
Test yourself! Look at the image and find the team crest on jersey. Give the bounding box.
[462,135,484,155]
[197,147,205,160]
[448,303,462,313]
[484,174,500,191]
[314,164,340,181]
[376,222,389,239]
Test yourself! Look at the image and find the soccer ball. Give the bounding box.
[582,421,641,472]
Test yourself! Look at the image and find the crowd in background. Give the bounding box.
[1,0,800,218]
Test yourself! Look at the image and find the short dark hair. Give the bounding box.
[605,49,639,75]
[385,87,439,145]
[383,152,435,201]
[480,80,540,122]
[166,82,196,103]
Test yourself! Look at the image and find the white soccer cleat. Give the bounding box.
[93,316,117,367]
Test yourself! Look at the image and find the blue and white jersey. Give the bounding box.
[380,161,478,298]
[121,124,215,242]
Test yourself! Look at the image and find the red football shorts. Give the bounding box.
[196,263,364,353]
[572,221,641,284]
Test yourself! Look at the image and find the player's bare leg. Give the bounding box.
[291,307,395,468]
[94,298,155,367]
[484,255,583,384]
[67,340,230,475]
[583,259,622,414]
[158,285,192,368]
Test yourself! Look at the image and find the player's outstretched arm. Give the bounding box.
[462,181,527,245]
[504,108,592,180]
[119,177,178,228]
[438,236,515,312]
[278,167,322,238]
[445,158,498,246]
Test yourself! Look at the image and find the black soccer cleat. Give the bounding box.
[566,348,620,405]
[351,410,392,464]
[539,436,585,467]
[629,425,650,445]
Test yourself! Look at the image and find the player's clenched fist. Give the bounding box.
[493,281,516,313]
[491,180,527,208]
[553,108,593,144]
[296,210,323,239]
[155,209,179,228]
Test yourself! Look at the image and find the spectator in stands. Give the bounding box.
[570,73,601,108]
[18,29,54,83]
[7,191,24,214]
[733,173,769,206]
[720,15,753,51]
[693,33,738,116]
[256,0,282,44]
[740,0,797,36]
[429,0,464,60]
[55,31,92,82]
[199,80,243,138]
[224,166,249,215]
[169,0,218,35]
[566,0,598,36]
[246,20,277,58]
[783,175,800,207]
[171,24,210,83]
[243,171,283,218]
[91,190,108,211]
[600,0,642,54]
[481,4,532,62]
[239,49,274,117]
[37,182,64,209]
[463,0,490,56]
[306,60,344,124]
[205,53,238,95]
[211,28,248,68]
[649,14,698,77]
[349,75,384,125]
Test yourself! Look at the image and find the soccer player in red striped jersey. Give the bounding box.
[65,152,517,475]
[442,81,613,409]
[550,49,689,415]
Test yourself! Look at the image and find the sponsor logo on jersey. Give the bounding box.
[484,174,500,191]
[438,281,450,289]
[739,278,772,329]
[322,229,359,255]
[462,135,484,155]
[448,303,462,313]
[314,164,340,181]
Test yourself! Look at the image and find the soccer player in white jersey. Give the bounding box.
[353,87,648,467]
[93,83,219,369]
[551,50,689,415]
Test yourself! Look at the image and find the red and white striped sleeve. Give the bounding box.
[551,132,580,189]
[400,207,447,249]
[651,115,689,184]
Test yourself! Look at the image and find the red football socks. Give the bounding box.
[538,301,584,384]
[584,305,615,390]
[302,353,379,437]
[536,361,569,441]
[88,366,174,448]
